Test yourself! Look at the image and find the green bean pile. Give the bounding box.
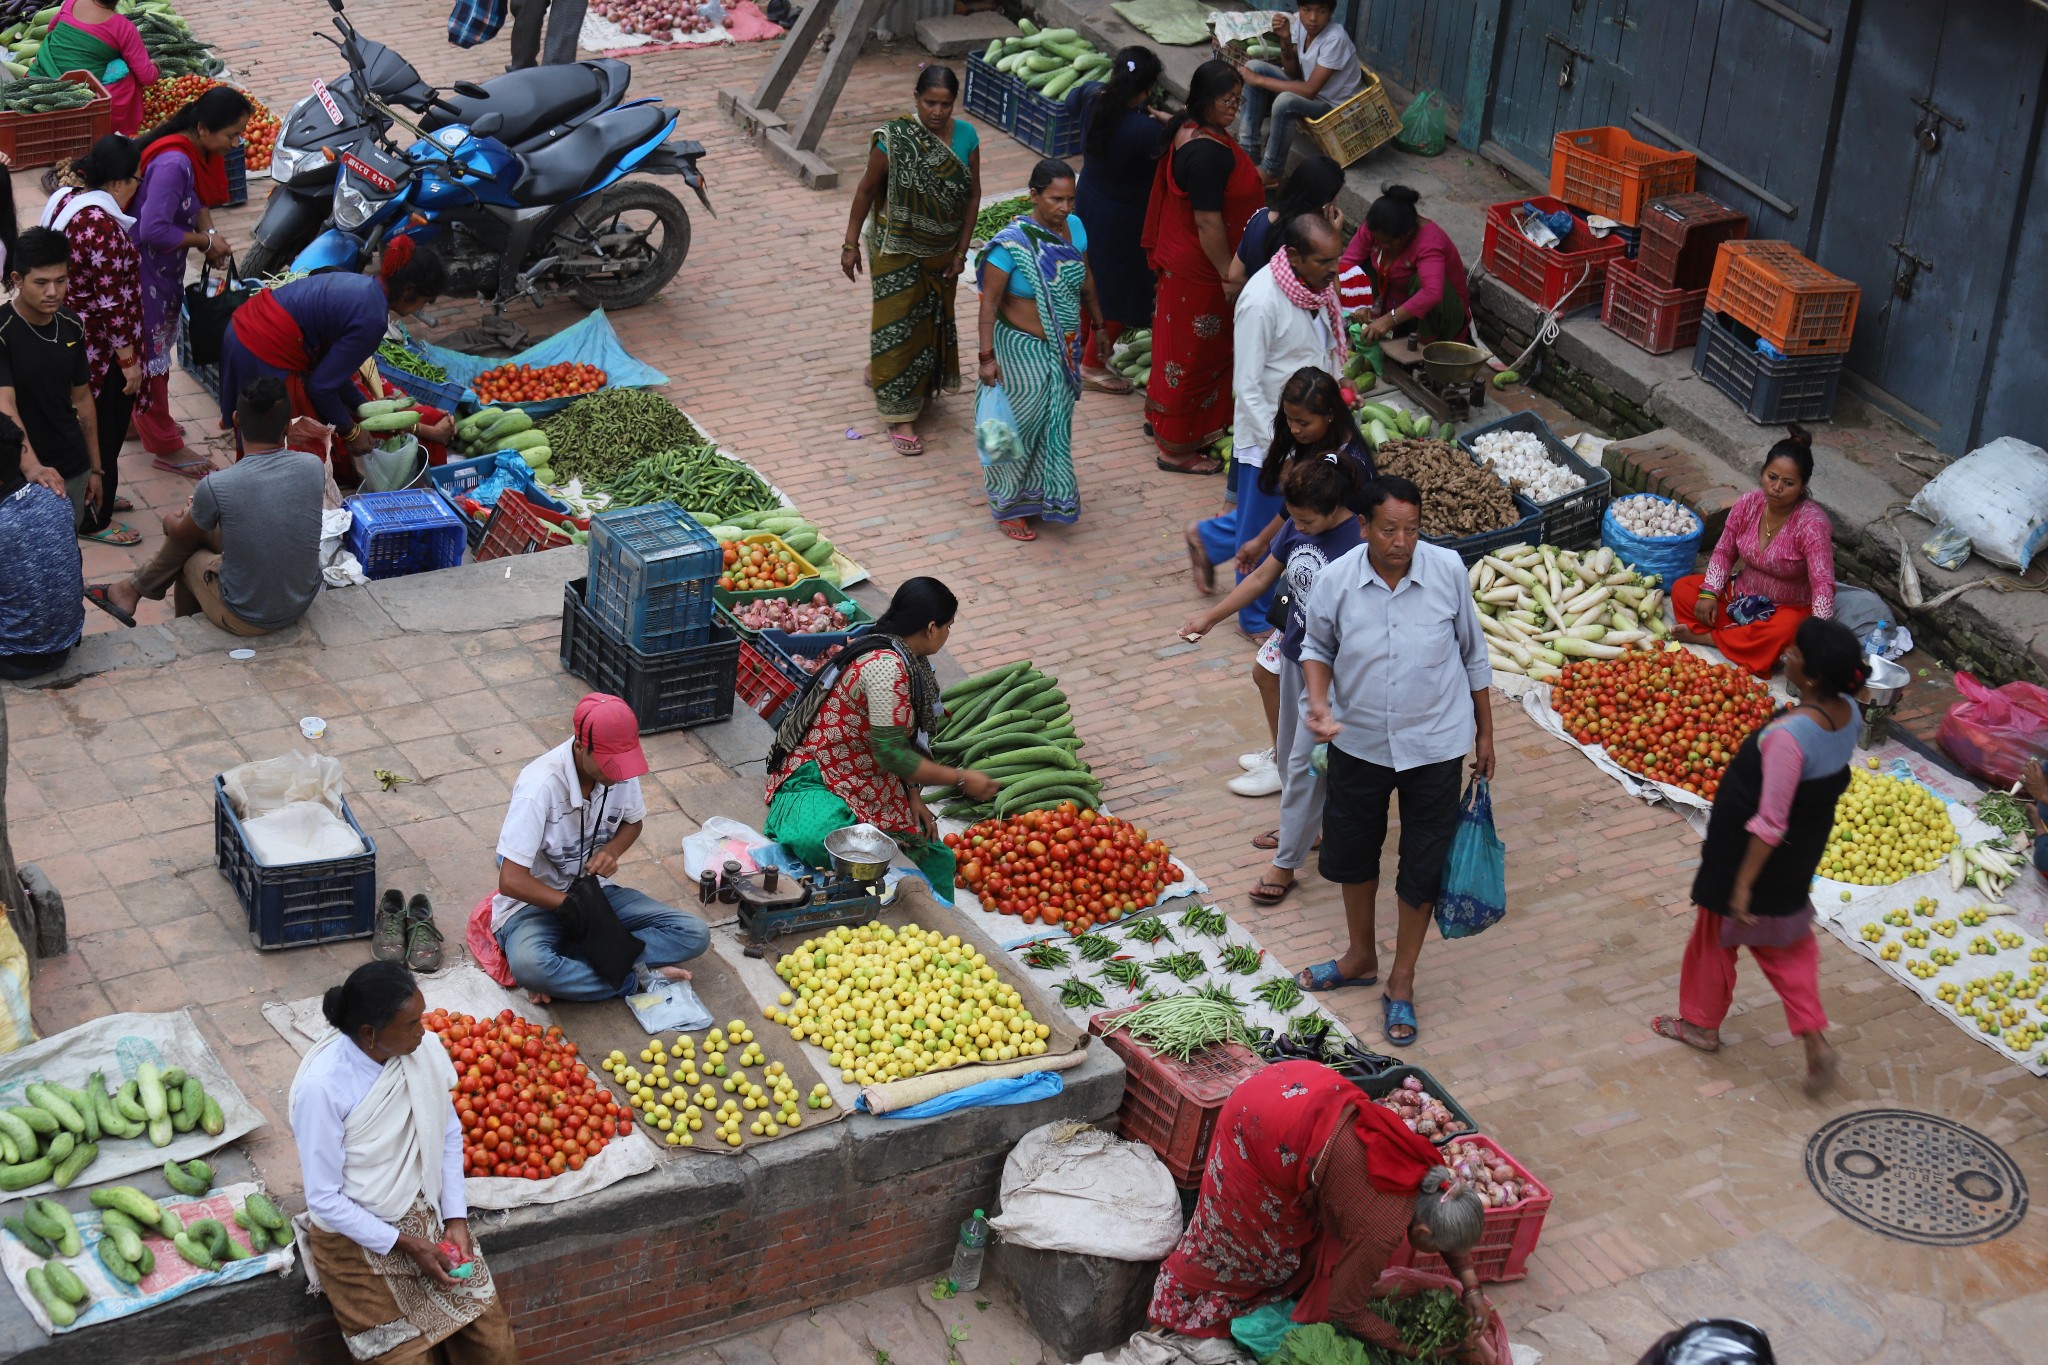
[539,389,709,485]
[605,446,784,515]
[377,340,447,383]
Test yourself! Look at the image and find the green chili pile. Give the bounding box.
[539,389,709,485]
[377,339,447,383]
[974,195,1031,240]
[606,446,783,516]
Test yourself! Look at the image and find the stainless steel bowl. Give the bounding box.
[824,824,899,883]
[1421,341,1489,389]
[1862,655,1910,707]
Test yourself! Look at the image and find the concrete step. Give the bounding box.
[917,13,1022,57]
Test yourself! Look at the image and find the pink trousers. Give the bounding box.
[1679,905,1829,1036]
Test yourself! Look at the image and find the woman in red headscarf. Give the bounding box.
[218,237,450,480]
[1149,1060,1497,1358]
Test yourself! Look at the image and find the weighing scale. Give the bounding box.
[1376,337,1491,425]
[1859,655,1911,748]
[702,861,889,957]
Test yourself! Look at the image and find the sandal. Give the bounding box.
[1298,960,1378,993]
[1156,454,1224,476]
[1247,876,1294,905]
[112,496,133,513]
[81,521,141,546]
[998,518,1036,542]
[1381,995,1418,1046]
[889,432,925,456]
[152,456,213,479]
[82,584,136,627]
[1251,829,1280,850]
[1082,368,1134,395]
[1651,1014,1721,1053]
[1185,522,1215,595]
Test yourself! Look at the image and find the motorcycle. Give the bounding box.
[274,1,709,313]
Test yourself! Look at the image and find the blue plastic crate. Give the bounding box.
[345,489,468,579]
[964,50,1018,133]
[560,578,738,732]
[376,355,474,415]
[1011,80,1100,158]
[587,502,721,655]
[213,778,378,950]
[757,625,869,688]
[429,453,572,551]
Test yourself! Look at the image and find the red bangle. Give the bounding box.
[978,350,995,362]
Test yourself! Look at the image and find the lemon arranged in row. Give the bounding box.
[602,1018,830,1148]
[1821,769,1958,885]
[774,922,1050,1086]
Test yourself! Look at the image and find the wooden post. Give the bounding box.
[719,0,899,189]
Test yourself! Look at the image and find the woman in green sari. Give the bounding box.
[842,66,980,457]
[31,0,157,136]
[972,159,1108,543]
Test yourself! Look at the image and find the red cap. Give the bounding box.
[573,693,648,783]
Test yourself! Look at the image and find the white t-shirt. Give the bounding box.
[490,740,647,931]
[1292,15,1364,104]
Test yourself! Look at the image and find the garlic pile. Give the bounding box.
[1610,494,1700,539]
[1443,1138,1530,1210]
[1374,1075,1470,1140]
[1469,430,1585,502]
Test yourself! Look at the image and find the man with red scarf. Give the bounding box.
[218,237,448,480]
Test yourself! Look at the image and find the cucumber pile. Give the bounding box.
[984,20,1111,101]
[454,406,551,479]
[131,7,222,79]
[697,509,838,582]
[1108,329,1150,387]
[1357,399,1454,451]
[0,1062,225,1206]
[931,662,1098,820]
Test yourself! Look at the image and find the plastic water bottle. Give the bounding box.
[950,1209,989,1291]
[1863,620,1894,660]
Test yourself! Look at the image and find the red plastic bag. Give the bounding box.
[1937,671,2048,786]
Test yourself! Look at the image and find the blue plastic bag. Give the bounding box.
[1600,493,1702,586]
[1230,1301,1299,1359]
[1435,777,1505,939]
[411,310,669,418]
[974,383,1026,471]
[863,1069,1062,1118]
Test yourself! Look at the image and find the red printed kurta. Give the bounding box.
[47,194,142,392]
[765,650,919,832]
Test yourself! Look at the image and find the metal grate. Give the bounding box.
[1804,1108,2027,1246]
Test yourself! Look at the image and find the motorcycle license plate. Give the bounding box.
[341,152,397,193]
[312,79,345,126]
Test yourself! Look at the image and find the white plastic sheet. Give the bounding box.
[989,1123,1184,1261]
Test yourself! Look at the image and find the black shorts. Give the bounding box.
[1317,747,1464,905]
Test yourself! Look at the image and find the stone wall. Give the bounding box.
[1473,303,1658,442]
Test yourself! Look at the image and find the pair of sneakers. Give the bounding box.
[373,891,444,971]
[1230,747,1281,797]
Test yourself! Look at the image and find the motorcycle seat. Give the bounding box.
[512,103,669,206]
[427,59,631,147]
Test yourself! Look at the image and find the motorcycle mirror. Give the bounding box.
[328,0,344,11]
[452,81,489,98]
[471,112,505,137]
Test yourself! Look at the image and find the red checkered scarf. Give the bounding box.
[1268,248,1349,368]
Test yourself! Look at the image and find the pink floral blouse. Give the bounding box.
[1702,489,1835,619]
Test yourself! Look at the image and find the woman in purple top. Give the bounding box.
[129,86,249,477]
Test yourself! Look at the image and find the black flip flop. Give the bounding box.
[82,584,136,628]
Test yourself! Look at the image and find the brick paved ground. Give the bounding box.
[7,8,2048,1361]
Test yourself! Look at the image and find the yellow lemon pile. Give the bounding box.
[601,1019,829,1149]
[1821,769,1958,885]
[773,921,1051,1086]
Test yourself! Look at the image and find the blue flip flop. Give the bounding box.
[1381,995,1418,1046]
[1298,960,1379,993]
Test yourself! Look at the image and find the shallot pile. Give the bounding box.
[1468,429,1585,502]
[1609,494,1699,539]
[593,0,718,34]
[1374,1075,1469,1140]
[790,643,845,675]
[728,594,852,634]
[1442,1138,1530,1209]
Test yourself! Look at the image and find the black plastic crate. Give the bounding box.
[964,50,1018,133]
[1460,412,1612,551]
[1692,311,1843,424]
[1332,1062,1479,1146]
[213,778,378,950]
[560,578,738,733]
[1430,492,1544,568]
[1010,80,1098,158]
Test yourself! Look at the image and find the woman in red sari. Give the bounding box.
[1141,60,1266,475]
[1151,1060,1495,1358]
[1672,427,1838,677]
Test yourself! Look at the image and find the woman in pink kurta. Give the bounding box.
[1672,427,1836,676]
[1338,184,1470,345]
[29,0,158,136]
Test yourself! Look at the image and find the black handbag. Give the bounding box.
[181,256,254,367]
[555,874,645,992]
[1264,582,1295,633]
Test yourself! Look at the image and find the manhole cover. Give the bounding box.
[1805,1108,2027,1245]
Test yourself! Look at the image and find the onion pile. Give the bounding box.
[728,593,852,634]
[1375,1075,1469,1140]
[593,0,718,34]
[1442,1138,1530,1209]
[1609,494,1699,538]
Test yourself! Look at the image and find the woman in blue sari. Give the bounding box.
[973,159,1109,543]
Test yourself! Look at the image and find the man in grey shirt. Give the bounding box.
[1293,475,1494,1045]
[85,377,323,636]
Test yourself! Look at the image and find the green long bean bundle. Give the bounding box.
[1099,996,1251,1061]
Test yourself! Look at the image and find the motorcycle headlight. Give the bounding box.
[333,180,374,230]
[270,143,328,184]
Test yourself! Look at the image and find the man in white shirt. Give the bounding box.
[492,693,709,1003]
[1235,1,1366,183]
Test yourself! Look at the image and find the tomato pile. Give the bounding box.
[473,362,607,405]
[718,538,811,592]
[1553,652,1774,798]
[141,77,277,166]
[947,806,1178,935]
[424,1007,626,1181]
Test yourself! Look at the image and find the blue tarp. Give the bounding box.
[862,1069,1064,1118]
[409,310,669,418]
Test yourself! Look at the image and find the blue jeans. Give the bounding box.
[1240,61,1334,176]
[1198,460,1289,635]
[496,885,710,1002]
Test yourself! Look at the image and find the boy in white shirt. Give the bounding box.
[1235,1,1365,184]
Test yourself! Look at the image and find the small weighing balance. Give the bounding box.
[704,825,899,955]
[1858,655,1911,748]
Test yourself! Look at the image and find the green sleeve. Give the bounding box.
[871,724,923,779]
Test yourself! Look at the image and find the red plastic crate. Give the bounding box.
[1387,1134,1551,1283]
[1706,241,1860,356]
[0,71,112,170]
[1637,193,1749,292]
[735,638,798,722]
[1549,126,1696,227]
[1600,258,1707,355]
[476,490,574,561]
[1091,1008,1267,1187]
[1481,196,1627,313]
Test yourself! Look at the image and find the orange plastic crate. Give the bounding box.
[1549,127,1696,227]
[1706,240,1860,356]
[1387,1134,1551,1283]
[0,71,112,170]
[1091,1008,1266,1188]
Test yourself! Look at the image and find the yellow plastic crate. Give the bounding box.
[1303,69,1400,169]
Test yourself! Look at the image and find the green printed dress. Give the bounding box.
[975,216,1087,525]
